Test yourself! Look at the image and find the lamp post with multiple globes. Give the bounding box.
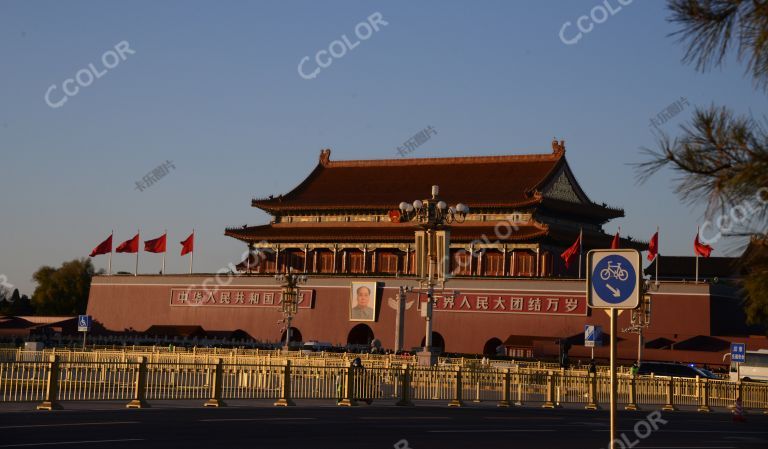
[275,269,307,352]
[399,185,468,365]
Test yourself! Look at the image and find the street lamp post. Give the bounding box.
[623,284,652,364]
[399,185,468,365]
[276,269,307,352]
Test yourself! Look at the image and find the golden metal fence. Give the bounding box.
[0,347,562,371]
[57,361,135,401]
[2,351,767,412]
[0,361,49,402]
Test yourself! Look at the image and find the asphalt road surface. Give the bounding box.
[1,401,767,449]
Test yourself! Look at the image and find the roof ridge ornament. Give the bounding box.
[319,148,332,166]
[551,138,565,156]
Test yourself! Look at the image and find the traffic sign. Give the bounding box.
[731,343,746,363]
[77,315,91,332]
[587,249,642,309]
[584,325,603,348]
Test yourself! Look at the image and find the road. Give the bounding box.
[1,401,767,449]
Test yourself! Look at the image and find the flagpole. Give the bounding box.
[695,253,699,283]
[189,229,194,274]
[161,229,166,275]
[108,230,113,275]
[695,226,699,283]
[578,227,583,279]
[655,226,659,285]
[135,229,140,276]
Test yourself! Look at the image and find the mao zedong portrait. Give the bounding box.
[351,284,375,321]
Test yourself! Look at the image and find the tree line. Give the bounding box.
[0,258,100,316]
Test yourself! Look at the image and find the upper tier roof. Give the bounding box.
[251,143,622,220]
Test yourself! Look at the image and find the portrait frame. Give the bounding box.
[349,281,377,322]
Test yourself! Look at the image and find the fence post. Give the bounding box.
[274,360,295,406]
[585,373,599,410]
[625,374,639,411]
[514,368,524,406]
[203,358,226,407]
[498,368,510,407]
[662,377,677,411]
[734,381,743,411]
[338,364,358,407]
[36,355,62,410]
[542,370,558,409]
[396,364,414,407]
[126,356,149,409]
[448,367,464,407]
[697,377,711,412]
[473,374,481,403]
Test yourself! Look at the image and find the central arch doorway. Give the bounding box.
[279,327,302,344]
[420,332,445,352]
[347,324,374,346]
[483,337,503,356]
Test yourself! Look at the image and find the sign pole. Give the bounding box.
[78,315,92,350]
[587,249,641,449]
[610,307,617,449]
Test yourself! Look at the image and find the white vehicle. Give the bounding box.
[301,341,332,353]
[730,349,768,382]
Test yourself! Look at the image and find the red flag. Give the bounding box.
[694,231,713,258]
[560,234,581,269]
[610,232,620,249]
[89,234,112,257]
[116,234,139,253]
[144,233,167,253]
[180,232,194,256]
[647,231,659,261]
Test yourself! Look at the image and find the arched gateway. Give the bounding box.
[347,324,374,346]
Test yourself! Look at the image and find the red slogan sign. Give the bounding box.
[170,288,314,308]
[419,291,586,316]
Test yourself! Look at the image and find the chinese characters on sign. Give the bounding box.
[396,126,437,157]
[418,291,587,316]
[170,288,315,308]
[649,97,689,129]
[135,160,175,192]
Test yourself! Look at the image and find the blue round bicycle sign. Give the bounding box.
[591,254,637,305]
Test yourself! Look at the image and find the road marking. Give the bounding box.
[484,416,565,420]
[0,439,144,447]
[359,416,451,420]
[0,422,139,430]
[199,418,316,422]
[429,429,556,433]
[596,430,768,434]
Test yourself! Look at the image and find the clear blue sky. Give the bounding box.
[1,0,765,296]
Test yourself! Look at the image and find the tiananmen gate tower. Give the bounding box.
[86,142,765,365]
